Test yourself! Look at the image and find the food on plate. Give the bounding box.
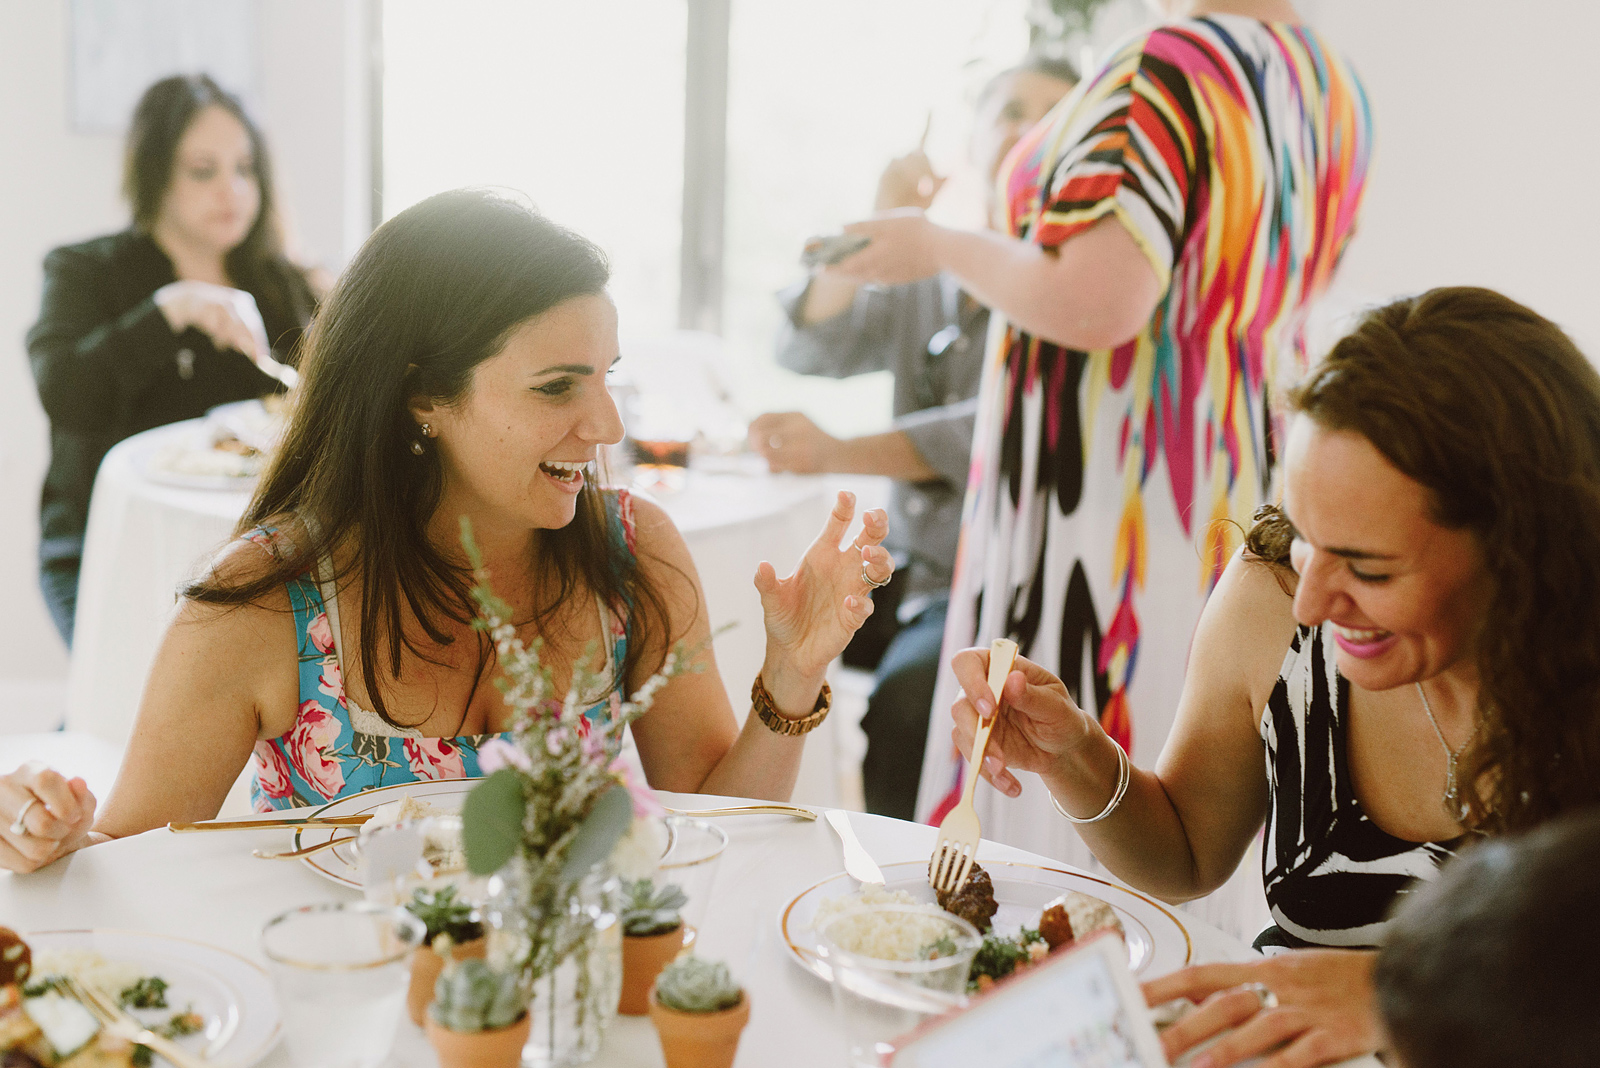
[933,862,999,933]
[0,931,31,988]
[361,794,464,872]
[1,940,209,1068]
[1038,890,1124,950]
[810,886,954,961]
[966,928,1048,993]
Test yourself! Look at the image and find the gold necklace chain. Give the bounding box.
[1415,681,1479,821]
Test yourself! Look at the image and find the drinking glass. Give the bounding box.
[356,814,487,911]
[816,905,979,1068]
[261,901,425,1068]
[657,816,728,935]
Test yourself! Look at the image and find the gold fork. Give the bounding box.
[63,974,209,1068]
[252,834,357,860]
[929,638,1017,895]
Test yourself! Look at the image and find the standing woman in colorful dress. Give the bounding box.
[26,74,317,646]
[826,0,1371,872]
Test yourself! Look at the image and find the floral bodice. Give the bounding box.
[249,491,637,811]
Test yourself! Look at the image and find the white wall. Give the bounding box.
[1310,0,1600,353]
[0,1,369,725]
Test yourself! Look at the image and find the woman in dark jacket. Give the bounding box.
[27,74,316,646]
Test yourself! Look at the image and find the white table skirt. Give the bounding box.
[66,423,835,756]
[0,792,1296,1068]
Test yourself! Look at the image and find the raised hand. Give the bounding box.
[1142,952,1383,1068]
[0,762,99,873]
[748,412,839,474]
[825,208,946,288]
[948,647,1102,797]
[154,279,272,365]
[754,491,891,701]
[875,117,947,211]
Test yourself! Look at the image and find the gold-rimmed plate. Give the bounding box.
[778,860,1192,982]
[27,929,281,1067]
[292,778,483,889]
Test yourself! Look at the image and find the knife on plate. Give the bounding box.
[825,809,885,886]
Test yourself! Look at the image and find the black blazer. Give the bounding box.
[25,229,310,569]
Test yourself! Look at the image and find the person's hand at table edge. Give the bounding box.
[749,412,840,475]
[0,762,106,873]
[1142,952,1384,1068]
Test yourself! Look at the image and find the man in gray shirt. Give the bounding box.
[749,56,1077,818]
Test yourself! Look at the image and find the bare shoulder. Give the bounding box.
[1192,551,1300,715]
[621,494,698,582]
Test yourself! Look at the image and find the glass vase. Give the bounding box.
[484,857,623,1068]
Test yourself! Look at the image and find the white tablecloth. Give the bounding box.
[67,424,834,760]
[1,793,1284,1068]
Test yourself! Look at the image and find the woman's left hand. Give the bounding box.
[754,491,891,703]
[826,209,946,286]
[1142,951,1383,1068]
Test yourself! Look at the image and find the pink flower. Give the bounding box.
[307,612,335,655]
[252,741,294,799]
[404,737,466,781]
[609,757,664,818]
[317,659,348,709]
[286,701,347,799]
[477,738,531,774]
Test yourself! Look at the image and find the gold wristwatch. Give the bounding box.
[752,675,832,736]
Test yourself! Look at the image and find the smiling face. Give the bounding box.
[1283,415,1494,691]
[418,294,624,536]
[157,104,261,255]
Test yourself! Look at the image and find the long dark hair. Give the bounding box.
[1250,287,1600,833]
[187,189,670,730]
[124,74,315,353]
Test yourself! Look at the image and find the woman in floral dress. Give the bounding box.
[829,0,1371,874]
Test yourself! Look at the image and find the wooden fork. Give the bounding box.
[929,638,1017,895]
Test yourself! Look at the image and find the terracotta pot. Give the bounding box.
[425,1012,531,1068]
[648,989,750,1068]
[407,935,487,1027]
[619,924,696,1016]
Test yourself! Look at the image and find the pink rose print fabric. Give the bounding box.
[249,490,638,812]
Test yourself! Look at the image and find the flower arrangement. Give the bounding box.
[455,517,706,1009]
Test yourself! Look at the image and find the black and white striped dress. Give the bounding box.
[1257,624,1459,949]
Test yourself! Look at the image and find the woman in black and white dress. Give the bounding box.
[947,288,1600,1067]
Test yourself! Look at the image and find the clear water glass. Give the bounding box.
[356,814,487,912]
[657,816,728,934]
[260,901,424,1068]
[817,905,980,1068]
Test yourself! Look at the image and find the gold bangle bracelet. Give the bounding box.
[752,675,831,737]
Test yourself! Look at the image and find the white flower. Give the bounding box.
[609,814,668,880]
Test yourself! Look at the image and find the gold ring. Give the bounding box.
[9,797,39,837]
[862,562,891,590]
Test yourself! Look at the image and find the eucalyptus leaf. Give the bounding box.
[462,768,527,875]
[559,784,633,884]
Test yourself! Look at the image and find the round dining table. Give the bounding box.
[65,421,851,804]
[0,791,1366,1068]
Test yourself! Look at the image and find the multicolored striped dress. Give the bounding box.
[917,17,1372,872]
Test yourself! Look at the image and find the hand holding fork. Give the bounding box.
[929,638,1017,894]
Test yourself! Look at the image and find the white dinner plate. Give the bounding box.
[779,860,1192,982]
[26,929,281,1068]
[294,778,483,889]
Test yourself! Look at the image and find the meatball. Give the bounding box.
[935,863,1000,933]
[0,930,29,987]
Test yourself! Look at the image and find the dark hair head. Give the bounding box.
[124,74,314,348]
[190,189,663,729]
[1375,808,1600,1068]
[1251,287,1600,832]
[978,52,1080,106]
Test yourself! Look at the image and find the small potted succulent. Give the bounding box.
[648,955,749,1068]
[403,885,487,1026]
[424,958,530,1068]
[618,877,694,1015]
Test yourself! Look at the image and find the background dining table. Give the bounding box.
[63,420,869,808]
[0,790,1363,1068]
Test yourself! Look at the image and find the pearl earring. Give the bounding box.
[410,440,424,455]
[420,422,434,437]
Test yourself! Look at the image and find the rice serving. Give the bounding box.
[31,949,146,1002]
[812,887,953,961]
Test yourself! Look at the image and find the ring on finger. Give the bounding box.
[861,561,891,590]
[9,797,39,837]
[1241,982,1278,1010]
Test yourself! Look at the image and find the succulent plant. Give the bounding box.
[620,878,688,937]
[653,955,742,1014]
[429,958,527,1033]
[407,884,485,945]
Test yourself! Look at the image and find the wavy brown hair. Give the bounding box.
[186,190,671,730]
[1252,287,1600,833]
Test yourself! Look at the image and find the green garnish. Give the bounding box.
[918,934,959,960]
[119,976,169,1009]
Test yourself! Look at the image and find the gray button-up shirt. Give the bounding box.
[775,273,987,615]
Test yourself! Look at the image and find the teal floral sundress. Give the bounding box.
[248,490,637,811]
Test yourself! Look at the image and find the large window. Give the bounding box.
[383,0,1034,434]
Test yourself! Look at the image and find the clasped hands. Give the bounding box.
[948,646,1384,1068]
